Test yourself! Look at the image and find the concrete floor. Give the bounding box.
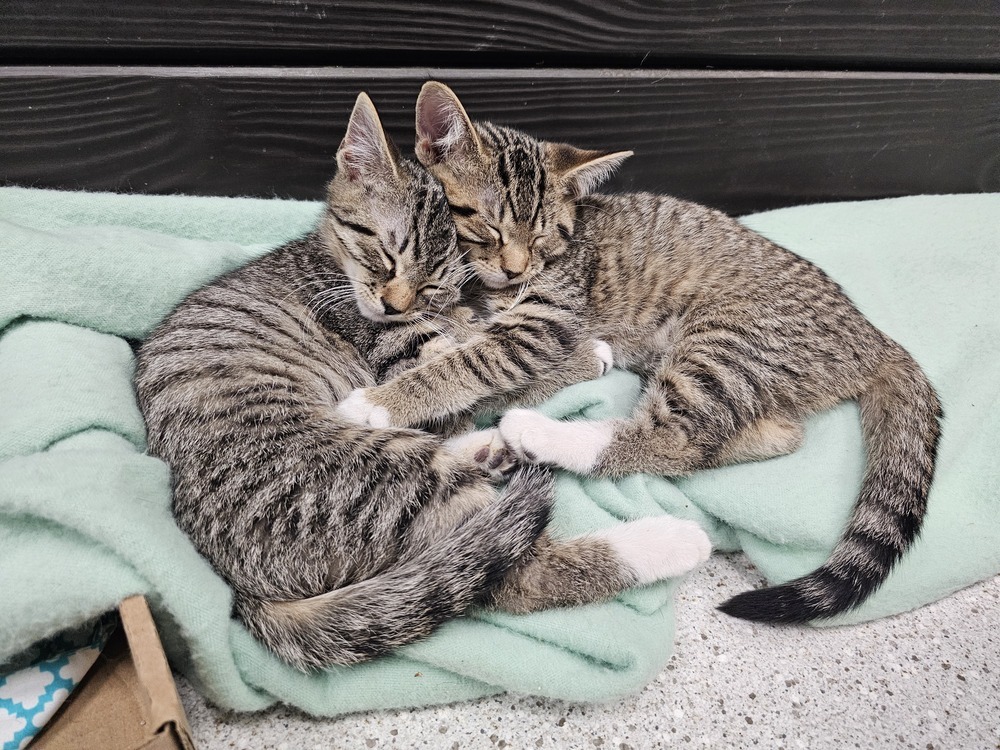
[177,555,1000,749]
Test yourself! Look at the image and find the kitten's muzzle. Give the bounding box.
[381,278,416,316]
[500,245,530,278]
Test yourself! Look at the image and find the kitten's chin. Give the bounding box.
[479,272,543,290]
[478,270,520,290]
[363,309,412,324]
[482,278,513,290]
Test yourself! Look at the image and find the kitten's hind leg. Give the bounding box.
[499,350,769,477]
[485,516,711,614]
[709,417,804,468]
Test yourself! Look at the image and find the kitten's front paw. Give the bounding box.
[498,409,613,474]
[594,516,712,584]
[444,428,518,482]
[592,339,614,376]
[336,388,392,428]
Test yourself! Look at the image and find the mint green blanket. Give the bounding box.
[2,188,998,715]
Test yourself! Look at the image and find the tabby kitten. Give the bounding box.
[343,82,943,625]
[135,94,710,671]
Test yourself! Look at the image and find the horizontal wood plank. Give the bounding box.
[2,1,998,70]
[2,68,998,214]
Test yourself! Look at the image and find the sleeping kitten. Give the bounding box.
[341,82,942,625]
[135,94,710,671]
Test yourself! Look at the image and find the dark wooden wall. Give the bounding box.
[2,2,999,214]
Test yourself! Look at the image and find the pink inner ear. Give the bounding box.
[417,87,472,165]
[340,141,381,182]
[415,133,440,165]
[416,103,451,164]
[339,147,366,181]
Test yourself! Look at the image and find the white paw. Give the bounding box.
[336,388,392,428]
[444,428,517,481]
[498,409,613,474]
[593,516,712,584]
[592,338,614,376]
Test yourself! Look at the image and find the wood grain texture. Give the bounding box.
[2,68,998,214]
[2,1,998,70]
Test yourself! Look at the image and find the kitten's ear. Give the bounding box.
[415,81,482,167]
[547,143,633,198]
[337,92,400,182]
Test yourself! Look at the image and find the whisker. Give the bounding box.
[575,201,614,218]
[414,313,448,340]
[456,266,481,286]
[281,271,356,303]
[313,295,355,320]
[305,284,358,319]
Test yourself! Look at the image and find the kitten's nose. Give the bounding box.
[500,245,529,279]
[381,278,415,315]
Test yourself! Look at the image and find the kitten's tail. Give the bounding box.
[719,355,942,623]
[237,465,553,671]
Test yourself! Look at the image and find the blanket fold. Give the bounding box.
[1,187,998,715]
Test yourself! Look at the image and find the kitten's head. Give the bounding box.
[414,81,632,289]
[323,92,463,323]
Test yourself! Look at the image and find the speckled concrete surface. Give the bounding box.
[177,556,1000,749]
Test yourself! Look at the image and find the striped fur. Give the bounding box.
[330,91,622,430]
[333,277,614,430]
[135,94,708,670]
[411,82,943,624]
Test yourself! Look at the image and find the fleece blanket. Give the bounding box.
[1,188,998,716]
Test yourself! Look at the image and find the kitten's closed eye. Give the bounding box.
[458,231,489,246]
[449,203,478,218]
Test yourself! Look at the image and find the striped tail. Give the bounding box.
[719,356,942,623]
[238,465,553,670]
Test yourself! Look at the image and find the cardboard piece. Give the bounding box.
[33,596,196,750]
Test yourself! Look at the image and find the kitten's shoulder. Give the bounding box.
[581,191,733,230]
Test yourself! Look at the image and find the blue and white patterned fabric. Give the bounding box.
[0,615,114,750]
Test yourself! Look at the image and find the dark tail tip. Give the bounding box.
[718,567,875,625]
[717,584,818,624]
